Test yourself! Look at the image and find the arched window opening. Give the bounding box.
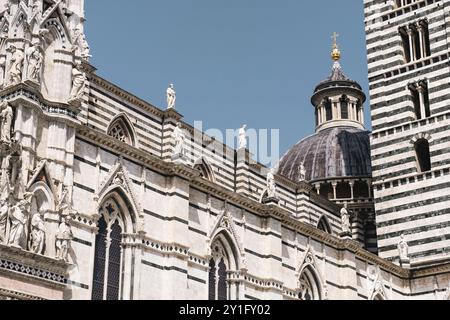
[415,139,431,173]
[336,182,351,199]
[354,181,369,198]
[340,96,349,120]
[319,183,333,200]
[208,239,230,301]
[298,267,322,301]
[194,158,215,182]
[324,99,333,121]
[107,115,136,146]
[399,27,411,63]
[317,216,332,234]
[92,198,124,301]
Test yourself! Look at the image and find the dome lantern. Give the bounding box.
[311,34,367,133]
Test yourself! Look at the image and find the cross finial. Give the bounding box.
[332,32,339,48]
[331,32,341,61]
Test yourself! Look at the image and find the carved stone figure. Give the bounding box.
[8,200,30,249]
[341,205,351,234]
[238,125,247,149]
[267,168,277,199]
[29,211,45,254]
[398,234,409,261]
[25,43,43,82]
[56,213,73,262]
[166,84,176,110]
[7,46,24,86]
[0,198,8,243]
[299,162,307,181]
[72,28,91,61]
[172,122,185,158]
[68,64,87,105]
[0,101,13,143]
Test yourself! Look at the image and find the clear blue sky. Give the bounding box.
[85,0,369,157]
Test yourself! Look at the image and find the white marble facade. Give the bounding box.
[0,0,448,301]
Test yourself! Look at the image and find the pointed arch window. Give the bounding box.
[208,239,230,301]
[107,115,136,146]
[298,267,322,301]
[92,198,124,301]
[317,216,332,234]
[194,158,215,182]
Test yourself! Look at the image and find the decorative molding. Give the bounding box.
[0,244,68,287]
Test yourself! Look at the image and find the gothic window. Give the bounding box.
[208,239,230,301]
[340,96,349,120]
[92,199,124,301]
[317,216,332,234]
[194,158,215,182]
[298,267,321,301]
[415,139,432,173]
[107,115,136,146]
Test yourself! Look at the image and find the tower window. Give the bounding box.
[409,80,430,120]
[415,139,432,173]
[399,20,431,64]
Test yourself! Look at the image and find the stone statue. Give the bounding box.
[56,212,73,262]
[267,168,277,199]
[166,84,176,110]
[299,162,307,181]
[7,46,24,86]
[0,198,8,243]
[8,199,30,249]
[172,122,185,158]
[25,43,43,82]
[29,211,45,254]
[72,27,91,61]
[0,100,13,143]
[238,125,247,149]
[68,64,87,104]
[80,33,91,61]
[341,205,351,234]
[398,234,409,261]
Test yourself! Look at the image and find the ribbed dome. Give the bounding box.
[277,127,372,182]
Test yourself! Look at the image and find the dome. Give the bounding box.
[277,127,372,182]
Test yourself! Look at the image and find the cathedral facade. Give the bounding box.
[0,0,449,300]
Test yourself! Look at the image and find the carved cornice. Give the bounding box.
[0,85,81,123]
[0,244,69,287]
[0,288,45,300]
[89,75,165,119]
